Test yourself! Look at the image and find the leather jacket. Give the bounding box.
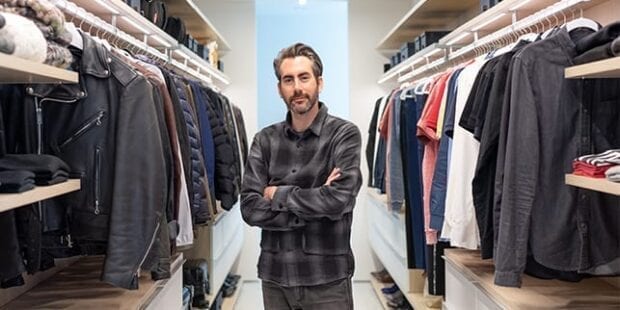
[0,32,168,289]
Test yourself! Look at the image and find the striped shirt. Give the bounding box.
[240,102,362,287]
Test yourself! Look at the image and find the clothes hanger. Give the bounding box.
[565,8,599,32]
[65,22,83,50]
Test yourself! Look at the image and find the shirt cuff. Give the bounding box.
[271,185,295,212]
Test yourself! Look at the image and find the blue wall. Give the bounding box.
[256,0,349,129]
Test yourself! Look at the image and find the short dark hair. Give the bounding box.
[273,43,323,81]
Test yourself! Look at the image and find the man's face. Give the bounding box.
[277,56,323,115]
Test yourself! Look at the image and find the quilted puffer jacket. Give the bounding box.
[170,77,210,224]
[203,87,237,210]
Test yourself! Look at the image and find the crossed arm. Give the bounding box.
[240,125,362,230]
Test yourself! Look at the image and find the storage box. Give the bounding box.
[415,36,422,53]
[419,31,451,49]
[383,63,391,73]
[400,42,416,61]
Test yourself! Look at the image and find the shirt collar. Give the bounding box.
[284,101,328,138]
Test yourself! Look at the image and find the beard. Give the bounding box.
[285,90,319,115]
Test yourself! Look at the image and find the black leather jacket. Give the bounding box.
[1,33,168,289]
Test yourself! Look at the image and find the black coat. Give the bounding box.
[0,33,168,290]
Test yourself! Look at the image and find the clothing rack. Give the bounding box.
[51,0,224,90]
[398,0,601,84]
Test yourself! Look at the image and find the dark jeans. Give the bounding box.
[262,277,353,310]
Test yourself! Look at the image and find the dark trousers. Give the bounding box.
[262,278,353,310]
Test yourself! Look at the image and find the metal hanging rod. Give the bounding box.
[398,0,595,84]
[50,0,220,87]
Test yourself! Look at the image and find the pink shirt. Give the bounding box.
[417,71,452,245]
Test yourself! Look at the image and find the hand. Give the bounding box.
[324,168,341,186]
[263,186,277,201]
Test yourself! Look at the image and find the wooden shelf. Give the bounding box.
[1,254,184,309]
[0,53,77,84]
[377,0,479,51]
[164,0,231,51]
[565,174,620,196]
[0,179,81,213]
[369,277,390,310]
[565,57,620,79]
[444,249,620,309]
[221,276,243,310]
[405,292,442,310]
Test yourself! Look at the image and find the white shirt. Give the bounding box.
[440,56,488,249]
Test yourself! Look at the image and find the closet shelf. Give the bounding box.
[565,174,620,196]
[377,0,479,51]
[164,0,231,52]
[0,53,78,84]
[1,254,184,309]
[0,179,81,213]
[565,57,620,79]
[444,248,620,309]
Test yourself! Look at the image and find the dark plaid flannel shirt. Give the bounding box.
[241,102,362,287]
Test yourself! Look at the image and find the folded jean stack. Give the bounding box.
[573,149,620,182]
[0,154,70,193]
[371,269,412,310]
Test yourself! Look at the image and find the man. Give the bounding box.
[241,43,362,309]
